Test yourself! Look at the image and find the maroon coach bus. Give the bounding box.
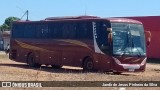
[9,16,150,73]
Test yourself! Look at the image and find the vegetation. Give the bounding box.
[0,17,20,31]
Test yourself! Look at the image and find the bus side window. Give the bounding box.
[69,23,76,38]
[36,24,49,38]
[24,24,36,38]
[62,23,76,39]
[49,23,60,38]
[62,24,69,38]
[12,24,24,38]
[76,22,93,39]
[96,22,111,53]
[102,22,111,45]
[87,22,93,39]
[52,24,59,38]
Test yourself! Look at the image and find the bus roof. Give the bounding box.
[106,18,142,24]
[45,15,100,20]
[14,16,142,24]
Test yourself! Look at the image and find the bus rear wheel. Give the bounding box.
[27,53,41,68]
[83,57,94,71]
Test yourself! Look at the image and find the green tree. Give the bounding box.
[1,17,20,31]
[1,24,9,31]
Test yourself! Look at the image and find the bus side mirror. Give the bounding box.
[107,28,112,43]
[145,31,151,47]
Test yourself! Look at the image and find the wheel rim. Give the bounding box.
[86,61,93,70]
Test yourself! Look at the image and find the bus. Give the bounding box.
[9,16,150,73]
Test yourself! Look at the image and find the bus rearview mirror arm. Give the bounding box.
[107,28,113,44]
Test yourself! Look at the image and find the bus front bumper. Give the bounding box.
[112,57,147,72]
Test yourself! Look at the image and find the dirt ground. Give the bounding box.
[0,52,160,90]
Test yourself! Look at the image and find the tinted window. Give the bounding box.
[12,24,24,38]
[12,21,93,39]
[24,24,36,38]
[49,23,62,38]
[62,23,76,39]
[95,21,111,54]
[36,24,50,38]
[76,22,93,39]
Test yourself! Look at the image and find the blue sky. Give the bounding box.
[0,0,160,25]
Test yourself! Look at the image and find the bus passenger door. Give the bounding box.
[93,21,112,70]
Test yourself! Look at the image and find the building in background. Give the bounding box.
[0,30,10,50]
[0,30,3,50]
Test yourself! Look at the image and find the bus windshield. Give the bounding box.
[112,23,146,56]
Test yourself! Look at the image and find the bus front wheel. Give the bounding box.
[27,53,41,68]
[83,57,94,71]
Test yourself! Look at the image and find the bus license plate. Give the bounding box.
[129,69,135,72]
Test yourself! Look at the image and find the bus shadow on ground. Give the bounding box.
[147,58,160,64]
[0,63,83,73]
[0,63,137,76]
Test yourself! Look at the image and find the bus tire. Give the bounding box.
[27,53,41,68]
[83,57,94,71]
[51,65,62,69]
